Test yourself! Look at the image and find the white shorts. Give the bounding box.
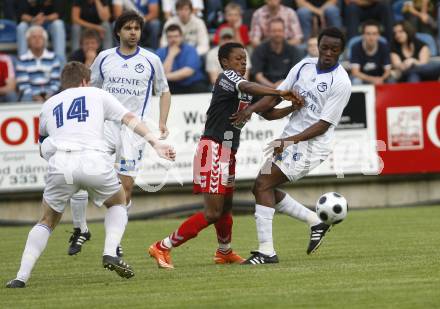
[273,142,328,182]
[104,121,147,177]
[43,151,121,213]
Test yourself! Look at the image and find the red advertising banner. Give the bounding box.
[376,82,440,174]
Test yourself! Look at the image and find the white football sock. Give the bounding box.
[255,204,276,256]
[161,237,172,250]
[103,205,128,257]
[218,242,231,253]
[275,192,320,227]
[70,190,88,233]
[16,224,51,283]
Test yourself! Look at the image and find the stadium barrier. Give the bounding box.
[0,83,439,223]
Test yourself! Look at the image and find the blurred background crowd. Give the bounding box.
[0,0,439,103]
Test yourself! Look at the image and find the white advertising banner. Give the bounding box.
[0,86,379,193]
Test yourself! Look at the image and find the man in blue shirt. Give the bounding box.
[156,24,208,94]
[350,20,392,85]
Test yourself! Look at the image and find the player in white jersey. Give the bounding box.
[5,62,175,288]
[67,11,172,256]
[231,27,351,264]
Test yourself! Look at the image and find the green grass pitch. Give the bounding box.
[1,206,439,308]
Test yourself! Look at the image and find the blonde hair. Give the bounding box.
[225,2,242,14]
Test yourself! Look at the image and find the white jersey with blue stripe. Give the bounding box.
[277,57,352,154]
[90,46,169,119]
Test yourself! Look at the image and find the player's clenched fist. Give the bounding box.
[279,90,305,109]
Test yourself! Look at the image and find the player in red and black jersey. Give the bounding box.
[148,42,302,268]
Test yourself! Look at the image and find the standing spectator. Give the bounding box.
[206,27,252,86]
[306,36,319,57]
[251,18,303,88]
[162,0,204,20]
[160,0,209,56]
[113,1,161,49]
[16,0,66,63]
[296,0,342,41]
[69,29,102,68]
[345,0,394,42]
[212,2,250,47]
[71,0,112,52]
[16,26,61,102]
[350,20,391,85]
[0,53,17,103]
[391,20,440,82]
[250,0,303,48]
[157,24,208,94]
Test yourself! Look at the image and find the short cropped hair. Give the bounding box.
[80,28,101,45]
[361,19,381,33]
[61,61,91,89]
[176,0,193,10]
[318,27,346,49]
[225,2,242,14]
[113,10,144,40]
[165,24,183,34]
[26,25,48,42]
[218,42,244,70]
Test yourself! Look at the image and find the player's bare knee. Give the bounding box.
[204,209,222,223]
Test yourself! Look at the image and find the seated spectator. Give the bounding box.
[16,0,66,63]
[350,20,391,85]
[71,0,112,52]
[156,24,208,94]
[306,36,319,57]
[391,20,440,82]
[69,29,102,68]
[212,2,250,47]
[398,0,437,34]
[162,0,204,20]
[250,0,303,48]
[345,0,394,42]
[160,0,209,56]
[296,0,342,41]
[0,53,17,103]
[251,18,303,88]
[206,27,252,86]
[16,26,61,102]
[113,0,161,49]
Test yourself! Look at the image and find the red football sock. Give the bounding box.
[168,212,210,248]
[215,213,233,252]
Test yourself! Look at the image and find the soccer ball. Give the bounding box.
[316,192,348,225]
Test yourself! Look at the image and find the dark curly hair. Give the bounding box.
[113,11,144,41]
[218,42,244,70]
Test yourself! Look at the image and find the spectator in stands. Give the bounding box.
[162,0,204,20]
[157,24,208,94]
[212,2,250,47]
[16,0,66,63]
[345,0,394,42]
[306,36,319,57]
[0,53,17,103]
[71,0,112,52]
[160,0,209,56]
[206,27,252,86]
[251,18,303,88]
[113,0,161,49]
[350,20,391,85]
[250,0,303,48]
[391,20,440,82]
[69,29,102,68]
[16,26,61,102]
[400,0,437,35]
[296,0,342,41]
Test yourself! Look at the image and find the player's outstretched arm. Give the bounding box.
[271,120,331,154]
[122,112,176,161]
